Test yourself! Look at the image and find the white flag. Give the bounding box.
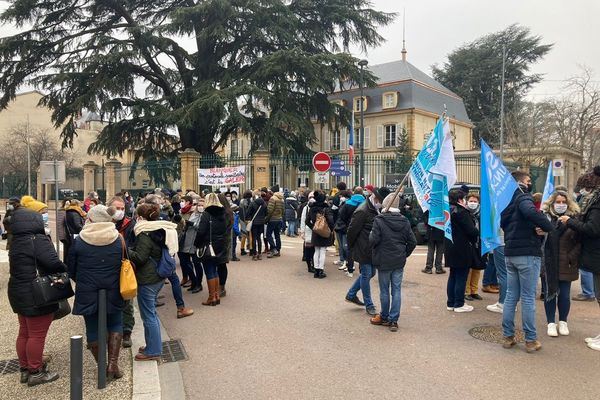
[429,119,457,188]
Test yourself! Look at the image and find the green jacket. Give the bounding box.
[266,193,284,222]
[129,232,163,286]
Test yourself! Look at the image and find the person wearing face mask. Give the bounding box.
[3,196,21,251]
[464,193,487,302]
[175,196,197,289]
[500,171,554,353]
[177,197,205,293]
[21,196,52,237]
[63,199,87,259]
[558,166,600,351]
[540,191,581,338]
[445,190,480,314]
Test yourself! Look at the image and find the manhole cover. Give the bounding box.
[402,280,418,288]
[162,339,188,363]
[0,359,20,375]
[469,325,525,344]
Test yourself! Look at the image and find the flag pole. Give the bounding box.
[382,172,410,213]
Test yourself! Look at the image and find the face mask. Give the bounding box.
[198,206,204,213]
[554,204,568,215]
[340,197,347,203]
[114,210,125,221]
[580,189,589,196]
[467,202,479,210]
[308,198,316,204]
[7,204,14,211]
[180,201,186,208]
[42,213,49,225]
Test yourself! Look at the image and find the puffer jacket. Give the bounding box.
[194,206,229,264]
[347,199,379,264]
[284,197,299,221]
[8,208,67,316]
[266,192,284,222]
[369,211,417,270]
[501,189,554,257]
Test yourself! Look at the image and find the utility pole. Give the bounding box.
[499,44,506,160]
[358,59,368,186]
[26,114,32,195]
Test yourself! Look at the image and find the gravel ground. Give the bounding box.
[0,262,133,400]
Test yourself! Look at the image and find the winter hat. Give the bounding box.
[373,187,391,202]
[8,196,20,205]
[382,193,400,210]
[270,184,280,193]
[314,191,327,203]
[576,166,600,190]
[20,196,48,212]
[87,205,114,223]
[460,185,470,195]
[290,191,297,197]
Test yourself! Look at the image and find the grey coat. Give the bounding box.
[179,212,202,254]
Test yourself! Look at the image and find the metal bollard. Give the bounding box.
[70,335,83,400]
[97,289,107,389]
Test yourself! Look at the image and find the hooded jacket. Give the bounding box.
[566,188,600,273]
[8,208,67,316]
[347,199,379,264]
[246,197,267,225]
[266,192,284,222]
[284,196,299,221]
[194,206,229,264]
[369,210,417,270]
[444,204,480,269]
[335,194,365,233]
[305,199,334,247]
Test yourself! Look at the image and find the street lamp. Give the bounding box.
[358,59,368,187]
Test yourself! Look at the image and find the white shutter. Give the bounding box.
[364,127,371,150]
[377,125,384,148]
[341,128,347,151]
[323,128,330,151]
[395,123,401,147]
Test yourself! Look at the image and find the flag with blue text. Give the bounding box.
[480,139,519,255]
[409,118,444,211]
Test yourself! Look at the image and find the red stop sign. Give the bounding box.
[312,152,332,172]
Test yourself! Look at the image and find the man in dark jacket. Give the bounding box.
[335,190,365,276]
[345,186,391,315]
[266,185,284,257]
[500,170,554,353]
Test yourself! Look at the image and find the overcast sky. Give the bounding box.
[0,0,597,100]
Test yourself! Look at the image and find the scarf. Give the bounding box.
[79,222,119,246]
[66,205,87,218]
[181,203,193,215]
[134,220,179,255]
[579,187,600,217]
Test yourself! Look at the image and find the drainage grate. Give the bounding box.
[469,325,525,344]
[0,359,20,375]
[161,339,188,363]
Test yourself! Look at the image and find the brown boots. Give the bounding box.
[87,332,123,380]
[202,278,221,306]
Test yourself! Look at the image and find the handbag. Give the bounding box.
[53,299,72,320]
[312,212,331,238]
[245,205,262,232]
[197,216,216,258]
[119,236,138,300]
[32,271,75,307]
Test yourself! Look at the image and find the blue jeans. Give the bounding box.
[83,312,123,343]
[482,254,498,286]
[378,268,404,323]
[336,232,348,263]
[287,220,297,236]
[266,221,282,252]
[446,268,469,308]
[138,282,164,357]
[346,263,376,309]
[494,246,507,304]
[544,280,571,323]
[580,269,596,298]
[502,255,541,341]
[167,270,185,308]
[203,260,218,280]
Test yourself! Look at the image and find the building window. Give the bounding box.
[385,124,397,147]
[270,165,278,187]
[353,96,368,113]
[382,92,397,109]
[331,130,341,151]
[230,138,239,158]
[385,160,395,174]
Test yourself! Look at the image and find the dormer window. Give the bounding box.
[382,92,397,109]
[353,96,368,112]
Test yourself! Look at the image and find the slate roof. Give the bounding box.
[331,59,471,124]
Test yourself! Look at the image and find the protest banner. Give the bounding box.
[198,166,246,186]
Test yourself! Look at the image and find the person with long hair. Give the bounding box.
[541,190,581,337]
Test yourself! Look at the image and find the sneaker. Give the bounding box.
[421,268,433,274]
[558,321,570,336]
[572,294,595,301]
[547,323,558,337]
[486,302,504,314]
[366,306,377,316]
[389,322,399,332]
[453,304,474,313]
[345,295,365,307]
[525,340,542,353]
[338,261,348,271]
[345,271,354,278]
[446,307,454,311]
[588,341,600,351]
[502,336,517,349]
[370,314,390,326]
[27,370,59,387]
[584,333,600,344]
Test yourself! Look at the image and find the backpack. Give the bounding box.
[155,246,177,278]
[312,212,331,238]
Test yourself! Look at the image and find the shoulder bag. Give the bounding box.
[119,236,138,300]
[31,236,74,307]
[245,205,262,232]
[197,215,216,258]
[312,212,331,238]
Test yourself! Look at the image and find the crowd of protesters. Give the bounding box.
[3,165,600,387]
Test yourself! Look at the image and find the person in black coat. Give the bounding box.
[8,200,66,386]
[422,210,446,274]
[245,191,267,260]
[445,189,480,313]
[194,193,228,305]
[63,199,87,259]
[305,190,335,278]
[67,205,124,379]
[335,191,366,276]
